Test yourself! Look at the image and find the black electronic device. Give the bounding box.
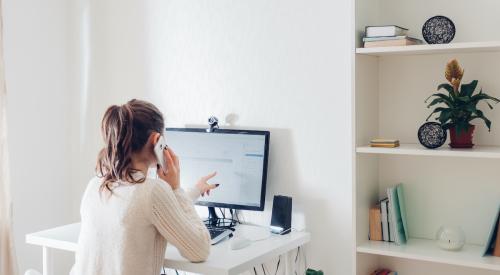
[270,195,292,235]
[206,226,233,245]
[165,126,270,231]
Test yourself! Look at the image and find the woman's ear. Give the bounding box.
[149,132,161,146]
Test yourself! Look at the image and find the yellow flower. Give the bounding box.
[445,59,464,93]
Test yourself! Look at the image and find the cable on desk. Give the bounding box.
[254,266,258,275]
[203,218,238,230]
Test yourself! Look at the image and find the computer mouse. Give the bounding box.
[230,236,251,250]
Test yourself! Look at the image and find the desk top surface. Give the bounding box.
[26,223,310,275]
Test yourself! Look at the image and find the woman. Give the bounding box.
[71,99,217,275]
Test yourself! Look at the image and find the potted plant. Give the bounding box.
[425,59,500,148]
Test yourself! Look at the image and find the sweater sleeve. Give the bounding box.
[186,187,201,201]
[150,181,211,262]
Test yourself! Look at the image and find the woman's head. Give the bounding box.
[97,99,164,191]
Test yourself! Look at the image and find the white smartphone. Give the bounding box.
[154,136,168,172]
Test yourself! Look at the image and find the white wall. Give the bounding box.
[3,0,76,273]
[5,0,355,274]
[74,1,354,274]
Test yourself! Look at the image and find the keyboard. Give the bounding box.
[207,226,233,245]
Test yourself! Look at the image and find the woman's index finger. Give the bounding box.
[203,171,217,181]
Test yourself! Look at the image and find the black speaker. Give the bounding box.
[270,195,292,235]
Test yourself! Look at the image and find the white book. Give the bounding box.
[388,200,394,242]
[387,187,399,244]
[380,199,389,242]
[365,25,408,38]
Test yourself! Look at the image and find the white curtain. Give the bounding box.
[0,0,18,273]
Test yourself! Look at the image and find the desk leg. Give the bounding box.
[283,251,292,275]
[42,246,53,275]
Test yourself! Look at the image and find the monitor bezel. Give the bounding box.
[165,127,270,211]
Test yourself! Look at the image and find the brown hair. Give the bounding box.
[96,99,164,192]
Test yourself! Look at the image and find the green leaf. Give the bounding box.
[437,83,455,95]
[470,93,500,104]
[425,93,452,104]
[460,80,478,97]
[426,107,447,121]
[464,104,476,113]
[438,109,452,125]
[455,96,470,102]
[469,109,493,131]
[426,94,454,108]
[471,116,492,131]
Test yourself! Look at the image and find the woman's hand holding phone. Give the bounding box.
[157,147,180,190]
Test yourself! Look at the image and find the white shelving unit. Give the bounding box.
[356,41,500,56]
[357,239,500,271]
[356,144,500,159]
[354,1,500,274]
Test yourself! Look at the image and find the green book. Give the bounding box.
[397,184,409,241]
[483,204,500,256]
[387,183,408,245]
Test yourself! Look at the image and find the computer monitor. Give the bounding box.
[165,128,270,211]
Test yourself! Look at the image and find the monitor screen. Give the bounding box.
[165,128,270,211]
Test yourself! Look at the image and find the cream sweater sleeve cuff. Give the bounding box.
[187,187,201,201]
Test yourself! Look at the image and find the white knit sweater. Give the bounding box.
[71,176,211,275]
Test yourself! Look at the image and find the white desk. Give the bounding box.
[26,223,310,275]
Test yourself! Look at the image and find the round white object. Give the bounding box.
[436,226,466,251]
[230,236,252,250]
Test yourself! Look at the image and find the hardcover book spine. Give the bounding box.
[369,206,383,241]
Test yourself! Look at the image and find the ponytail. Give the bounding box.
[96,99,164,193]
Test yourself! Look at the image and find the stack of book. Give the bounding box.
[369,183,409,245]
[363,25,423,48]
[370,139,400,148]
[483,205,500,257]
[370,269,397,275]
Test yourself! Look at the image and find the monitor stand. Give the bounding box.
[207,207,219,226]
[206,207,238,229]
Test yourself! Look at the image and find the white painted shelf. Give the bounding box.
[357,239,500,271]
[356,41,500,56]
[356,143,500,159]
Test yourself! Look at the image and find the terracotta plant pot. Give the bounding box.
[449,125,475,148]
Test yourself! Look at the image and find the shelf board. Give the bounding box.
[357,239,500,271]
[356,143,500,159]
[356,41,500,56]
